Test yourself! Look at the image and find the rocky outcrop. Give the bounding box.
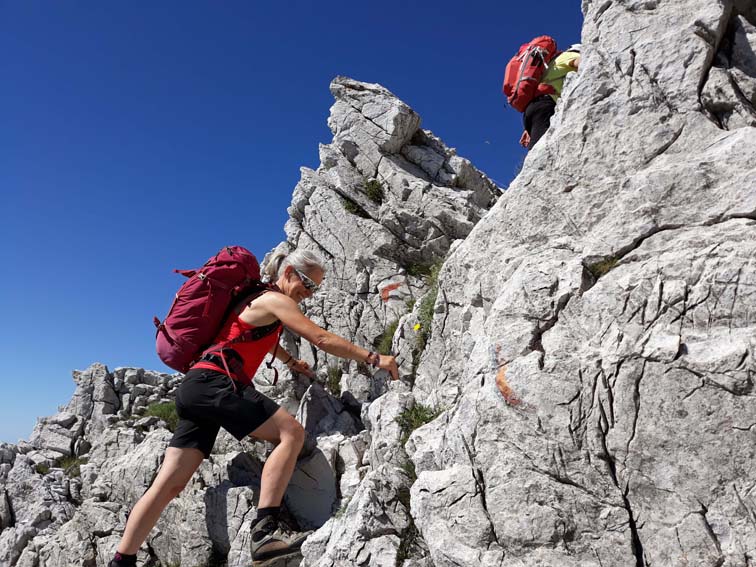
[273,76,499,392]
[0,76,498,566]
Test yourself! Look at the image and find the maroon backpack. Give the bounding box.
[154,246,266,373]
[502,36,559,112]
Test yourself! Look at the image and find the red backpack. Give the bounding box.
[502,36,559,112]
[153,246,269,373]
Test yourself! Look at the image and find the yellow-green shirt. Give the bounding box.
[542,51,580,101]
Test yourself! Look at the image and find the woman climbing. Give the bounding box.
[109,249,399,567]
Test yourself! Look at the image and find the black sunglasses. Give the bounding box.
[294,268,319,292]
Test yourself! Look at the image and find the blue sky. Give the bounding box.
[0,1,583,443]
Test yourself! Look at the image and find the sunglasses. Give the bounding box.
[294,268,319,292]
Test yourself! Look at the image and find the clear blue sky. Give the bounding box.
[0,1,583,443]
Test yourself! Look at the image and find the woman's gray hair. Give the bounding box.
[264,249,325,282]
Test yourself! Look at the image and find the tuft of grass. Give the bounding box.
[405,298,416,311]
[375,319,399,356]
[396,403,443,446]
[414,261,443,355]
[587,257,619,279]
[404,262,434,279]
[326,366,342,397]
[395,477,420,566]
[144,401,179,432]
[396,442,421,565]
[364,179,385,204]
[334,496,352,518]
[35,463,50,475]
[57,456,87,478]
[342,197,370,219]
[396,521,419,566]
[400,459,417,483]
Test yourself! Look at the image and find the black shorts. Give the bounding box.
[169,368,281,458]
[523,95,557,149]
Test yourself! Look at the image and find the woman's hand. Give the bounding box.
[287,358,315,378]
[377,355,399,381]
[519,130,531,148]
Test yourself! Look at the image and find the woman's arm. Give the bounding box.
[256,292,399,379]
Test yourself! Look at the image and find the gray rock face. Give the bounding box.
[399,0,756,565]
[301,465,413,567]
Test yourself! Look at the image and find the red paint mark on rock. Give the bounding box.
[494,344,522,406]
[380,282,403,303]
[495,365,522,406]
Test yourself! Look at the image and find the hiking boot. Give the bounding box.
[108,552,137,567]
[250,515,310,565]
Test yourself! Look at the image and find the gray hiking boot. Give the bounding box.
[250,515,310,565]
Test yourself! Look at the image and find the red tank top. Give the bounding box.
[192,314,282,385]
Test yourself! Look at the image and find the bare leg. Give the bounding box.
[249,408,305,508]
[117,447,204,554]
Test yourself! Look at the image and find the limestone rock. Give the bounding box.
[296,383,361,437]
[365,390,414,469]
[301,464,412,567]
[285,436,339,530]
[403,1,756,564]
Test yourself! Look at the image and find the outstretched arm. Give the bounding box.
[261,292,399,380]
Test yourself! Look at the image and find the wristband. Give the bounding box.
[365,351,380,368]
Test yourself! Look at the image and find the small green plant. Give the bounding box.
[35,463,50,475]
[405,298,416,311]
[144,401,179,432]
[334,496,352,518]
[56,456,87,478]
[414,261,443,354]
[364,179,385,204]
[395,477,420,565]
[342,197,370,219]
[400,458,417,483]
[396,520,419,566]
[375,319,399,355]
[404,262,435,278]
[396,403,443,446]
[326,366,342,397]
[587,256,619,279]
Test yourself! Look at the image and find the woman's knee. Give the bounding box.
[281,419,305,447]
[151,476,191,500]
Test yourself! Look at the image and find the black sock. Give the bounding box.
[254,506,281,524]
[110,552,137,567]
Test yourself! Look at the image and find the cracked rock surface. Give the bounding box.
[400,1,756,565]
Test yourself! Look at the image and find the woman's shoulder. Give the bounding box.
[246,288,295,311]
